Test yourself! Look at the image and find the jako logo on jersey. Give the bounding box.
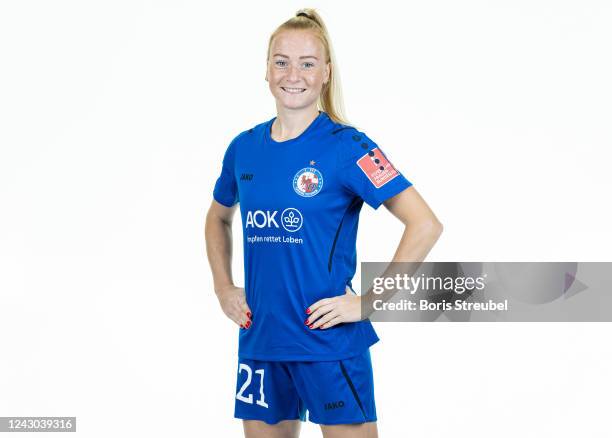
[324,400,345,410]
[246,209,303,232]
[293,167,323,197]
[240,173,253,181]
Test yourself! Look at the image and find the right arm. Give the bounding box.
[205,199,252,328]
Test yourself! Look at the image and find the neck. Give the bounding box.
[271,106,321,142]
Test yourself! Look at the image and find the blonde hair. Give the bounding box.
[266,8,352,126]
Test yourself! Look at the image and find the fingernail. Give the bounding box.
[305,319,309,325]
[245,321,251,328]
[309,324,314,329]
[306,308,311,314]
[240,324,244,328]
[246,311,252,318]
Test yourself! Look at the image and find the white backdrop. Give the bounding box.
[1,1,611,437]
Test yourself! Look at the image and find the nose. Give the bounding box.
[287,64,301,82]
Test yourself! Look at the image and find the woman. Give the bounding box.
[205,8,443,438]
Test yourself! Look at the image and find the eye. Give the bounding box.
[275,60,287,67]
[303,62,314,68]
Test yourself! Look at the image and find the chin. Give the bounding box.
[275,96,315,110]
[280,102,314,111]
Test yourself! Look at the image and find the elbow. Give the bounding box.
[418,221,443,248]
[412,220,443,237]
[432,221,443,236]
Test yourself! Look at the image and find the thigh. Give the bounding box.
[320,422,378,438]
[243,419,302,438]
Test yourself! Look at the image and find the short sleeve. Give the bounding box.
[337,128,413,209]
[212,138,239,207]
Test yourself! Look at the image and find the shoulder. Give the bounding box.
[329,122,379,163]
[226,116,274,151]
[228,123,259,146]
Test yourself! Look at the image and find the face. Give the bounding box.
[266,30,330,111]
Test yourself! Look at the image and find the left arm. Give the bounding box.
[306,186,443,329]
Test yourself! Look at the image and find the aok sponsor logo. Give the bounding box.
[245,208,303,233]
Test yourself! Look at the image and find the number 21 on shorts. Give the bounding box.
[236,363,269,408]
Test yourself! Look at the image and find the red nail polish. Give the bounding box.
[306,308,311,314]
[240,324,244,328]
[245,321,251,328]
[305,319,309,325]
[309,324,314,329]
[246,311,252,318]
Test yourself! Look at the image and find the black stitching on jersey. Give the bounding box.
[328,198,360,273]
[331,126,352,135]
[328,212,347,273]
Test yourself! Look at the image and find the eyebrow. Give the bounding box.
[272,53,319,60]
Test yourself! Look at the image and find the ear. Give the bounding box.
[324,62,331,84]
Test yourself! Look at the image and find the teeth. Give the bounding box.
[282,87,305,93]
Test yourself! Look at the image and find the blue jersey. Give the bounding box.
[213,111,413,361]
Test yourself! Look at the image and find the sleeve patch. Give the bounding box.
[356,147,399,188]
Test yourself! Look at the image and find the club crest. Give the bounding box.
[293,167,323,197]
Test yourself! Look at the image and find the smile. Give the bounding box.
[281,87,306,94]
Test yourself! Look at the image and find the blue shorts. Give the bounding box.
[234,349,377,425]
